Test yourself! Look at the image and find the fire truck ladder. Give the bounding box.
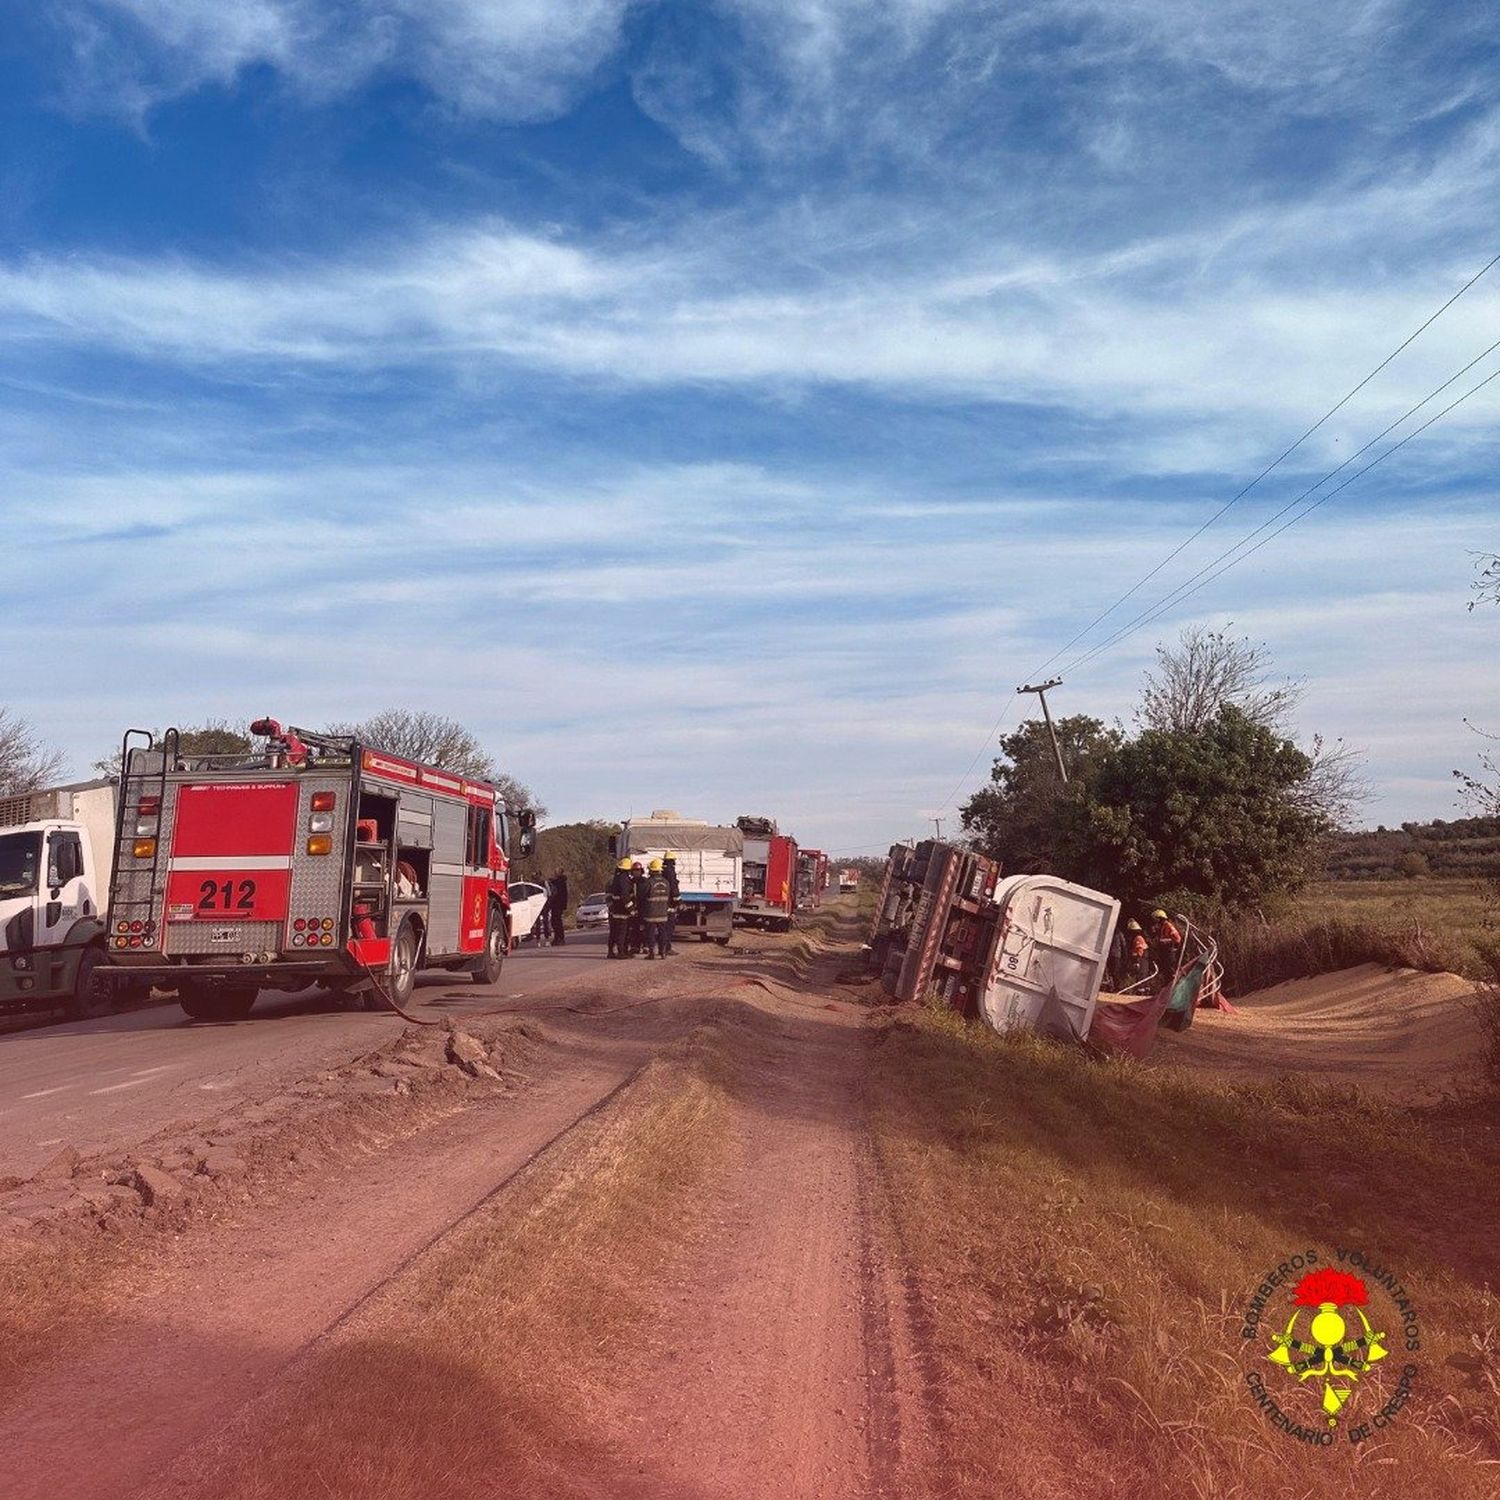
[108,727,178,937]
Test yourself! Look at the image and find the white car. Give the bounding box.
[576,891,609,928]
[507,881,550,947]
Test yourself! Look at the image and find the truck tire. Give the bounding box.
[387,919,420,1008]
[470,910,506,986]
[64,945,113,1022]
[178,983,257,1022]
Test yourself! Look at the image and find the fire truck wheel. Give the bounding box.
[470,910,506,985]
[64,944,113,1021]
[387,920,420,1007]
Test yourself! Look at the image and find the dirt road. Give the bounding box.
[2,912,935,1498]
[0,932,609,1179]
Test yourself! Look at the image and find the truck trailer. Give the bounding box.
[615,811,742,945]
[106,720,535,1022]
[0,779,124,1018]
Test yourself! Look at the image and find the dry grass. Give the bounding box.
[1296,877,1496,977]
[146,1026,735,1500]
[868,1004,1500,1498]
[0,1235,142,1403]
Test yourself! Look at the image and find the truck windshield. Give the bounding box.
[0,831,42,897]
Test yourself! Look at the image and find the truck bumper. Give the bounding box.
[108,956,351,990]
[675,898,737,940]
[0,948,81,1010]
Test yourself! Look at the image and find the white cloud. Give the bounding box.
[59,0,631,120]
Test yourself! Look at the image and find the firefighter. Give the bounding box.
[641,858,672,959]
[606,858,636,959]
[546,869,569,946]
[627,861,648,955]
[661,851,680,955]
[1107,923,1128,991]
[1150,908,1184,979]
[1124,919,1151,986]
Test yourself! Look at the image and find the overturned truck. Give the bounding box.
[870,841,1224,1053]
[870,840,1118,1042]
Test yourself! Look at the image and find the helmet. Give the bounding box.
[663,851,677,861]
[617,858,632,870]
[1125,919,1142,932]
[632,861,644,873]
[1151,909,1168,921]
[649,858,663,872]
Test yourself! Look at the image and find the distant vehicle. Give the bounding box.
[0,778,142,1019]
[576,892,609,928]
[507,881,550,945]
[613,810,742,944]
[839,868,860,893]
[736,818,798,932]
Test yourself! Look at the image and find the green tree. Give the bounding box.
[1059,706,1323,909]
[94,720,253,777]
[960,715,1122,871]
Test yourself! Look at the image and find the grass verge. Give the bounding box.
[147,1025,734,1499]
[868,1004,1500,1497]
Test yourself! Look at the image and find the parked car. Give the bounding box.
[507,881,550,947]
[576,891,609,928]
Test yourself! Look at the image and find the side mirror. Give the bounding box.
[608,833,619,858]
[518,808,537,858]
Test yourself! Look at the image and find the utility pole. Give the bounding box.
[1017,678,1068,784]
[932,817,944,842]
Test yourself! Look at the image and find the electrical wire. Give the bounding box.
[1062,350,1500,674]
[1034,248,1500,673]
[926,248,1500,824]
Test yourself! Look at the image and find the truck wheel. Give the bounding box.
[470,910,506,986]
[178,983,257,1022]
[64,945,113,1021]
[387,920,420,1007]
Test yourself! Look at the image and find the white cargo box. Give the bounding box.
[979,875,1119,1043]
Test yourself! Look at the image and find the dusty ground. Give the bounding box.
[3,915,1494,1498]
[1154,961,1482,1098]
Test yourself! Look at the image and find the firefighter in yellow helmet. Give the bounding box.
[606,857,636,960]
[1150,908,1184,979]
[661,850,681,955]
[641,857,673,960]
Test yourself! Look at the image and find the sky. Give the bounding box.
[2,1,1498,854]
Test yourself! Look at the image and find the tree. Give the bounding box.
[1058,706,1324,909]
[1143,625,1365,828]
[330,710,544,817]
[94,720,253,777]
[1395,851,1431,880]
[1139,624,1298,735]
[960,715,1122,871]
[0,709,64,797]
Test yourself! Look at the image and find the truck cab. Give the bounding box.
[0,804,111,1018]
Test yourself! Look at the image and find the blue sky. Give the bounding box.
[2,1,1498,853]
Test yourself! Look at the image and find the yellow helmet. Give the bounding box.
[617,857,633,870]
[649,858,663,872]
[663,850,677,860]
[1151,908,1168,920]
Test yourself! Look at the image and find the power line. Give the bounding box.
[927,246,1500,824]
[1033,248,1500,674]
[1062,343,1500,674]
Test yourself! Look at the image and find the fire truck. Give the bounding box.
[796,848,829,909]
[106,720,536,1022]
[735,815,798,932]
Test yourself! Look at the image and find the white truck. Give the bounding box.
[614,811,742,945]
[0,779,124,1018]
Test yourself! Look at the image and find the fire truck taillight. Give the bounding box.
[310,791,337,812]
[138,795,161,817]
[132,838,156,858]
[306,834,332,856]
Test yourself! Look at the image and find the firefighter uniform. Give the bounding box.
[606,862,636,959]
[642,861,672,959]
[661,854,680,955]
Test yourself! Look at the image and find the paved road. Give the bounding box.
[0,928,612,1180]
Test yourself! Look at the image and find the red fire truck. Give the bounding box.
[736,817,799,932]
[106,719,535,1021]
[796,848,830,909]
